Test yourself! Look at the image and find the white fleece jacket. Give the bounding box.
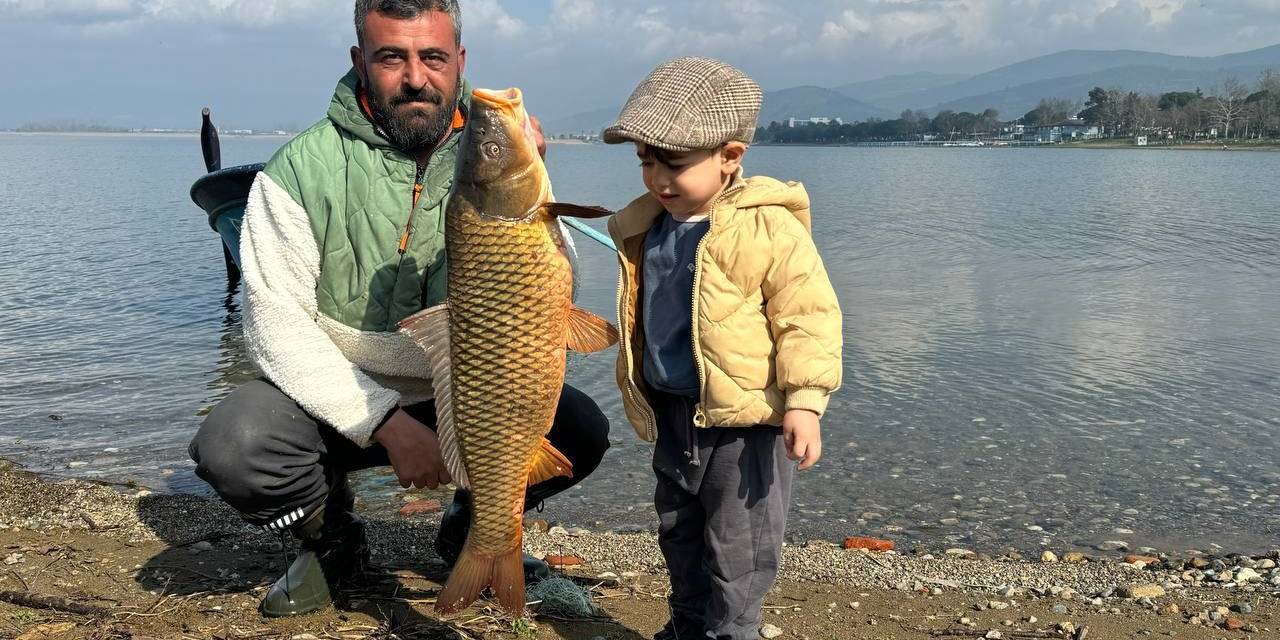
[238,173,578,447]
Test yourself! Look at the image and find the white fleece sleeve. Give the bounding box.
[239,173,401,447]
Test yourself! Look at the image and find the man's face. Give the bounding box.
[352,10,466,155]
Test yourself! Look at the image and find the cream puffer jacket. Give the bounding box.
[608,173,843,441]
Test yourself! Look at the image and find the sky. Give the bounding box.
[2,0,1279,130]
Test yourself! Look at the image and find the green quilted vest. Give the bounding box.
[262,70,472,332]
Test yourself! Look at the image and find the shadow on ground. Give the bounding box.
[132,491,645,638]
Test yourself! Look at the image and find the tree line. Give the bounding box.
[755,68,1280,144]
[1078,71,1279,140]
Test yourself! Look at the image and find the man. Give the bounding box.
[188,0,610,617]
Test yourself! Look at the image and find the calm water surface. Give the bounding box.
[1,133,1277,555]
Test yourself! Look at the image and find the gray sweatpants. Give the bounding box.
[651,390,794,640]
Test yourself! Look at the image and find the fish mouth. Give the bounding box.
[472,88,524,112]
[471,87,538,154]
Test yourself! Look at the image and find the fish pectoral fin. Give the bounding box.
[566,305,620,353]
[546,202,614,219]
[528,439,574,486]
[398,303,449,342]
[397,303,470,489]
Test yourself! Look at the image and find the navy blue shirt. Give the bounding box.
[641,212,710,397]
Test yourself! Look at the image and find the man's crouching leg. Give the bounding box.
[189,379,373,617]
[434,383,610,582]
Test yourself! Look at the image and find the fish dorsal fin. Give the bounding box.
[528,439,574,486]
[567,305,620,353]
[546,203,614,219]
[398,304,469,489]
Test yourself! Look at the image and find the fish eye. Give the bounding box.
[483,142,502,158]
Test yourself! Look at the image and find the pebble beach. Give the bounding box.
[3,458,1280,639]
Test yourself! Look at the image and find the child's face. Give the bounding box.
[635,142,744,218]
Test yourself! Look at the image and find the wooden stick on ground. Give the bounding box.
[0,590,110,617]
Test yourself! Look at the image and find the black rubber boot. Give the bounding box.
[653,615,706,640]
[434,489,551,583]
[261,482,369,617]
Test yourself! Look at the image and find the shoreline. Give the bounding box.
[15,444,1275,561]
[2,458,1278,639]
[755,140,1280,151]
[0,131,295,140]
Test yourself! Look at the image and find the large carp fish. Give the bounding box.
[399,88,618,616]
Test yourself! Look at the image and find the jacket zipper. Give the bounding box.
[689,232,709,428]
[616,246,658,441]
[688,230,711,427]
[399,164,427,255]
[689,183,741,428]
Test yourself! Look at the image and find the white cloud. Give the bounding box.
[466,0,526,38]
[0,0,137,23]
[539,0,803,61]
[793,0,1277,66]
[0,0,526,37]
[812,1,995,60]
[0,0,132,11]
[0,0,349,28]
[141,0,343,26]
[6,0,1271,60]
[551,0,601,30]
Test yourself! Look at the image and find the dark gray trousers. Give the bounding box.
[189,378,610,531]
[651,390,794,640]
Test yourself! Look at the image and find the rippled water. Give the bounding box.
[1,134,1277,555]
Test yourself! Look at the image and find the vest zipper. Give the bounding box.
[399,165,427,255]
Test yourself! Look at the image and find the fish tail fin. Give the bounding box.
[491,538,527,615]
[434,537,526,617]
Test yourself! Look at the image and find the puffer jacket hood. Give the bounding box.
[327,69,395,151]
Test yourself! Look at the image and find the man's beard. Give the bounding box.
[367,75,459,155]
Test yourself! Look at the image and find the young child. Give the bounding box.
[603,57,843,640]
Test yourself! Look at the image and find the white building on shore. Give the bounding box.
[788,116,844,128]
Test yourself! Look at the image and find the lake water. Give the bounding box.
[1,133,1277,555]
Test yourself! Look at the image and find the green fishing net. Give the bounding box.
[527,576,597,618]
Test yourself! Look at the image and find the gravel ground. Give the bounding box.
[5,458,1280,639]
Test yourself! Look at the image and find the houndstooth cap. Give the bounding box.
[602,57,762,152]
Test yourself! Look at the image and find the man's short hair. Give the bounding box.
[355,0,462,47]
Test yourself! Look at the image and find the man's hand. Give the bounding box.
[373,409,452,489]
[530,115,547,159]
[782,409,822,471]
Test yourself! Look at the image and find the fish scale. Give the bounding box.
[447,211,571,555]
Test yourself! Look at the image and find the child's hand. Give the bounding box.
[782,409,822,471]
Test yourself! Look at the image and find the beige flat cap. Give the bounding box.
[602,56,762,151]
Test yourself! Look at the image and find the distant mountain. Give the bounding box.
[929,64,1265,118]
[1211,43,1280,69]
[542,44,1280,134]
[758,86,891,126]
[542,106,618,136]
[833,72,968,111]
[544,87,890,136]
[906,44,1280,117]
